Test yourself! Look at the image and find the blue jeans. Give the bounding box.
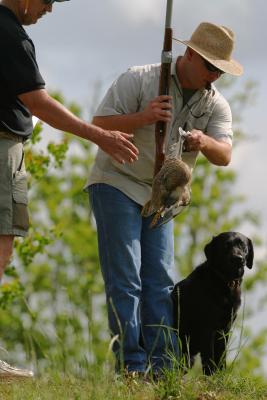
[88,183,178,373]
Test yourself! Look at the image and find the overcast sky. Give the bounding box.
[26,0,266,245]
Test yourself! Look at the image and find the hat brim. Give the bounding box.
[173,38,243,76]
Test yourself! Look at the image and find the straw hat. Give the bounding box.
[173,22,243,76]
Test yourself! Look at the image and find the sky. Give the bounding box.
[26,0,267,245]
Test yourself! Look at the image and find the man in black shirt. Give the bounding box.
[0,0,138,378]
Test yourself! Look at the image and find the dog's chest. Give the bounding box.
[205,277,241,312]
[176,273,241,330]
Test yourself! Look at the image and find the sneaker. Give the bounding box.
[0,360,34,379]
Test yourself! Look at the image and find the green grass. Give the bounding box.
[1,368,267,400]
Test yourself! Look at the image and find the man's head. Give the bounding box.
[174,22,243,89]
[5,0,69,25]
[174,22,243,77]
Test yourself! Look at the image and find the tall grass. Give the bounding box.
[1,295,266,399]
[1,367,267,400]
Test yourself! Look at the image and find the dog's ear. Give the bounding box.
[246,237,254,269]
[204,237,215,260]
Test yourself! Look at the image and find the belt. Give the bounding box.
[0,131,24,142]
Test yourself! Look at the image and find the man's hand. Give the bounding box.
[184,129,232,166]
[184,129,206,152]
[95,128,138,164]
[142,95,172,125]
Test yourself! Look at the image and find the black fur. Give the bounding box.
[171,231,254,375]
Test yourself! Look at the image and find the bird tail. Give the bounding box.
[149,212,161,228]
[141,201,154,217]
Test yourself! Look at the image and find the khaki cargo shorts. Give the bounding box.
[0,133,29,237]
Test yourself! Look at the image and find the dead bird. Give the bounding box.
[141,155,191,228]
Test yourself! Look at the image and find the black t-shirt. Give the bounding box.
[0,5,45,138]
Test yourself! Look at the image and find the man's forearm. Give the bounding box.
[19,89,102,142]
[18,89,139,164]
[201,137,232,166]
[185,129,232,166]
[92,113,148,134]
[92,94,173,133]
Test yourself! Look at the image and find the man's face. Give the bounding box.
[19,0,53,25]
[186,50,223,89]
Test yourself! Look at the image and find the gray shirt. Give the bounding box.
[86,59,233,206]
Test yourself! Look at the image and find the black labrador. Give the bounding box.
[171,232,254,375]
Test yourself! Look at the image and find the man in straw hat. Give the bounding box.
[85,22,243,378]
[0,0,138,379]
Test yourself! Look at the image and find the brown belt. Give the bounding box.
[0,131,24,142]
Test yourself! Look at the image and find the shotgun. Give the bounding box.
[154,0,173,176]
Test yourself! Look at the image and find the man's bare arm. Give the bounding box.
[185,129,232,166]
[18,89,139,164]
[93,95,173,133]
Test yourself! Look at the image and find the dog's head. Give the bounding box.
[204,232,254,281]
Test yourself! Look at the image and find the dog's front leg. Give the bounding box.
[176,333,195,372]
[200,331,220,375]
[212,329,229,370]
[200,330,227,375]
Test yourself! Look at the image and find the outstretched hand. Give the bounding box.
[97,129,139,164]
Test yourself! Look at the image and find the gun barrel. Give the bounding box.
[165,0,173,29]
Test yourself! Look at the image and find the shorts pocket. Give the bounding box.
[12,170,28,205]
[12,170,29,231]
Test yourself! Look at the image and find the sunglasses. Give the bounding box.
[202,58,224,75]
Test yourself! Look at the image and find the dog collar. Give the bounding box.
[228,279,241,289]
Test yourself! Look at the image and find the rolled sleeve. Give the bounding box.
[206,95,233,145]
[95,68,142,117]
